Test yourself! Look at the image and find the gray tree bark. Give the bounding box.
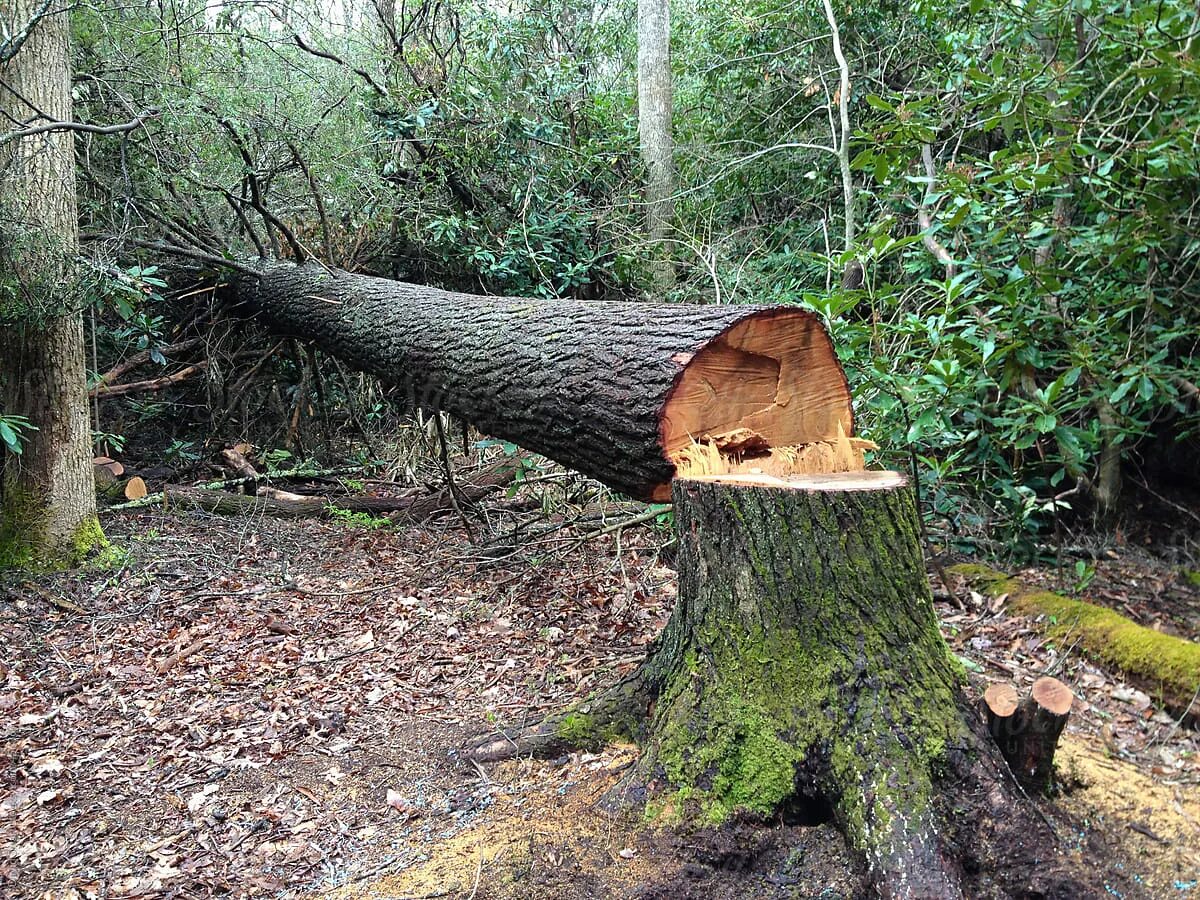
[637,0,675,293]
[0,0,103,569]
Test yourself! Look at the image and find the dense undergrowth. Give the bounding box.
[5,0,1196,556]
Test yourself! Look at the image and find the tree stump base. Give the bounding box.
[465,471,1082,897]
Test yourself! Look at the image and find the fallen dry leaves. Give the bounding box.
[1,500,1197,898]
[1,503,674,897]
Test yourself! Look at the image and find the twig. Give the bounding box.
[435,413,475,542]
[89,362,209,399]
[156,637,210,674]
[129,240,262,277]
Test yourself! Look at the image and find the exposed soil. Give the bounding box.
[2,492,1198,899]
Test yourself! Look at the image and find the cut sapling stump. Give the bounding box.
[984,677,1074,794]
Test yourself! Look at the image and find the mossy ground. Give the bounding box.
[950,562,1200,713]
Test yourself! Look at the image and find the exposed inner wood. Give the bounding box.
[670,420,877,483]
[1031,675,1074,716]
[680,469,905,492]
[661,311,854,457]
[659,313,866,495]
[984,683,1020,718]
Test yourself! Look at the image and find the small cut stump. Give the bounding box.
[467,469,1079,898]
[984,677,1074,794]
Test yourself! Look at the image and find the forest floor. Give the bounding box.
[2,484,1200,899]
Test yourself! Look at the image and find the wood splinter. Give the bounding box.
[984,676,1074,793]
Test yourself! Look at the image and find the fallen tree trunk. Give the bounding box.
[466,472,1088,897]
[234,262,857,501]
[160,457,521,522]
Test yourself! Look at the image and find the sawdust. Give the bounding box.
[1057,736,1200,896]
[321,744,667,900]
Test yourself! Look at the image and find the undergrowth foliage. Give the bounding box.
[51,0,1200,550]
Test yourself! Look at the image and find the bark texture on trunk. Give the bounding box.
[467,472,1082,898]
[0,0,103,569]
[637,473,967,896]
[637,0,675,292]
[236,262,854,502]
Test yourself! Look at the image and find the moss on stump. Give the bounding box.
[615,474,970,895]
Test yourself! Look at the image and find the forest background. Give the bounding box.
[1,0,1198,558]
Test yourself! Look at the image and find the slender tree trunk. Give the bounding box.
[637,0,675,293]
[0,0,103,569]
[822,0,857,286]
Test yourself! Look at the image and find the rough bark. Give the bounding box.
[235,262,854,502]
[0,0,103,570]
[467,473,1081,898]
[637,0,675,292]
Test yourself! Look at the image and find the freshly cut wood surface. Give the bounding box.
[1031,675,1074,716]
[984,683,1020,718]
[683,468,904,491]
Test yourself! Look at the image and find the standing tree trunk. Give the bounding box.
[637,0,675,293]
[0,0,104,569]
[467,471,1084,897]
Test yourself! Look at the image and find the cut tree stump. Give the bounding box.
[234,261,864,500]
[984,677,1074,794]
[466,470,1081,898]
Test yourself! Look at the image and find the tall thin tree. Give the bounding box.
[637,0,675,292]
[0,0,103,568]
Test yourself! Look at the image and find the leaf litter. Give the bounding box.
[0,500,1197,898]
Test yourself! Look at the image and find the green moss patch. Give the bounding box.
[0,486,108,572]
[950,563,1200,715]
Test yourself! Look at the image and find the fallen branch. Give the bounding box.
[104,465,364,511]
[89,362,209,399]
[91,337,203,390]
[158,456,524,522]
[155,636,210,674]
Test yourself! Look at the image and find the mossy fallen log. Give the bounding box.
[951,563,1200,719]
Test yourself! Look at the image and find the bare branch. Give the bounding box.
[917,144,956,279]
[0,108,158,146]
[821,0,856,261]
[291,33,388,98]
[126,240,264,277]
